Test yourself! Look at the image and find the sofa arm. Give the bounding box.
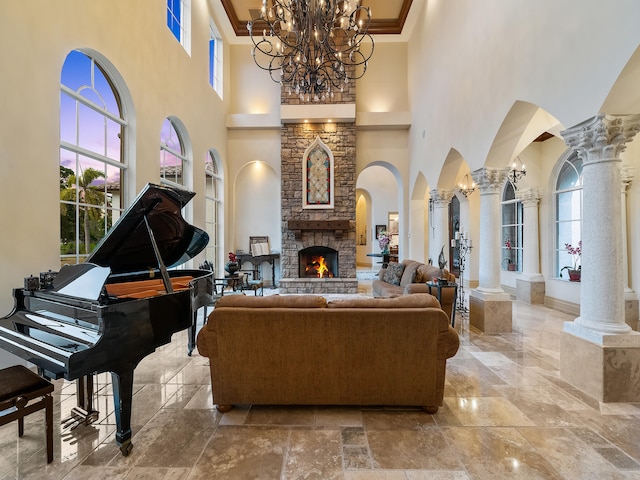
[438,326,460,360]
[404,283,429,295]
[196,326,209,357]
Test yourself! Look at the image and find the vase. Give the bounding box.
[568,269,581,282]
[225,262,239,275]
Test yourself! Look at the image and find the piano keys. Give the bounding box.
[0,183,213,456]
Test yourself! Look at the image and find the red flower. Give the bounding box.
[228,252,237,262]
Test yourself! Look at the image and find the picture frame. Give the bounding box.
[375,225,386,240]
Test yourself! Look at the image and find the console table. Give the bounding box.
[236,253,279,287]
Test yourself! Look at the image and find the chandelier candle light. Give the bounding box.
[247,0,375,102]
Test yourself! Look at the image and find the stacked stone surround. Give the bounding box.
[279,122,358,294]
[280,70,356,105]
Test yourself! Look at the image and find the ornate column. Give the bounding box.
[468,167,512,332]
[429,189,454,265]
[621,167,639,330]
[560,113,640,402]
[516,188,545,304]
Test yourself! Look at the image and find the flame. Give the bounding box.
[312,255,329,278]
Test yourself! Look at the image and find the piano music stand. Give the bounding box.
[0,365,54,463]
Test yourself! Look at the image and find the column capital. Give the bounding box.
[561,114,640,163]
[622,165,635,191]
[471,167,509,195]
[516,187,542,207]
[429,188,455,207]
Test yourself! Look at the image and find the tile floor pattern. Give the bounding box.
[3,276,640,479]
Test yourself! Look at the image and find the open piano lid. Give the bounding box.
[86,183,209,274]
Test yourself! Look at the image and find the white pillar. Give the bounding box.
[559,114,640,402]
[471,168,509,293]
[468,167,512,332]
[561,114,640,338]
[429,189,454,265]
[516,188,545,304]
[517,188,543,278]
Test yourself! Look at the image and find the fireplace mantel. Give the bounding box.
[287,219,352,240]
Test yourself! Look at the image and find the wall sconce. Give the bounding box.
[508,157,526,187]
[458,174,476,198]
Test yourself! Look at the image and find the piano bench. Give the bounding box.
[0,365,54,463]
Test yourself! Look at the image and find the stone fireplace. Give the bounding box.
[279,123,358,294]
[277,74,358,294]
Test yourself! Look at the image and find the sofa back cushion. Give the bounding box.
[327,294,440,309]
[382,262,405,286]
[400,260,421,287]
[215,294,327,308]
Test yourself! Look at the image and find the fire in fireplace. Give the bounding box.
[299,246,339,278]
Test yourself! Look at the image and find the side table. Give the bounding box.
[426,281,458,327]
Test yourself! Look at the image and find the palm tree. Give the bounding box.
[60,168,106,256]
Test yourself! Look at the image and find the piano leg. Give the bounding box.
[187,309,198,356]
[111,370,134,456]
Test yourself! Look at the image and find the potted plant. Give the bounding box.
[503,238,517,271]
[225,251,239,275]
[378,230,390,254]
[560,241,581,281]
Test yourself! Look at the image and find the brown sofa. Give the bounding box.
[196,294,459,413]
[372,259,457,322]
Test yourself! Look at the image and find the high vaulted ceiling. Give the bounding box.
[219,0,414,37]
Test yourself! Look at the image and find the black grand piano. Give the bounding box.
[0,183,213,456]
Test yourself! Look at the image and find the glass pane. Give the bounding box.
[60,201,77,249]
[93,63,120,116]
[557,221,581,255]
[79,88,104,108]
[502,202,517,225]
[60,93,77,144]
[60,148,77,193]
[78,103,107,155]
[161,149,183,184]
[161,119,183,154]
[502,182,515,201]
[61,50,91,91]
[556,191,581,221]
[106,118,122,161]
[556,154,583,190]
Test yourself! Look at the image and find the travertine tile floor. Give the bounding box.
[3,276,640,479]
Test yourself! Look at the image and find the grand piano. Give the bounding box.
[0,183,213,456]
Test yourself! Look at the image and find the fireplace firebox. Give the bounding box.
[298,246,338,278]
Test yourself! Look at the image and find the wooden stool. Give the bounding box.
[0,365,54,463]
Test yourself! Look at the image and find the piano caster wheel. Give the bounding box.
[119,441,133,457]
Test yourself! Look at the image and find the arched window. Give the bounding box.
[501,181,523,271]
[555,151,583,277]
[205,151,222,273]
[160,117,188,187]
[59,50,127,265]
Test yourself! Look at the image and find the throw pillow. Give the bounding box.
[383,262,405,286]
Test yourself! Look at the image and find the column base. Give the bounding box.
[469,290,512,333]
[516,277,545,305]
[561,327,640,402]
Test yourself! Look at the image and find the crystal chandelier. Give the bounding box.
[247,0,375,102]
